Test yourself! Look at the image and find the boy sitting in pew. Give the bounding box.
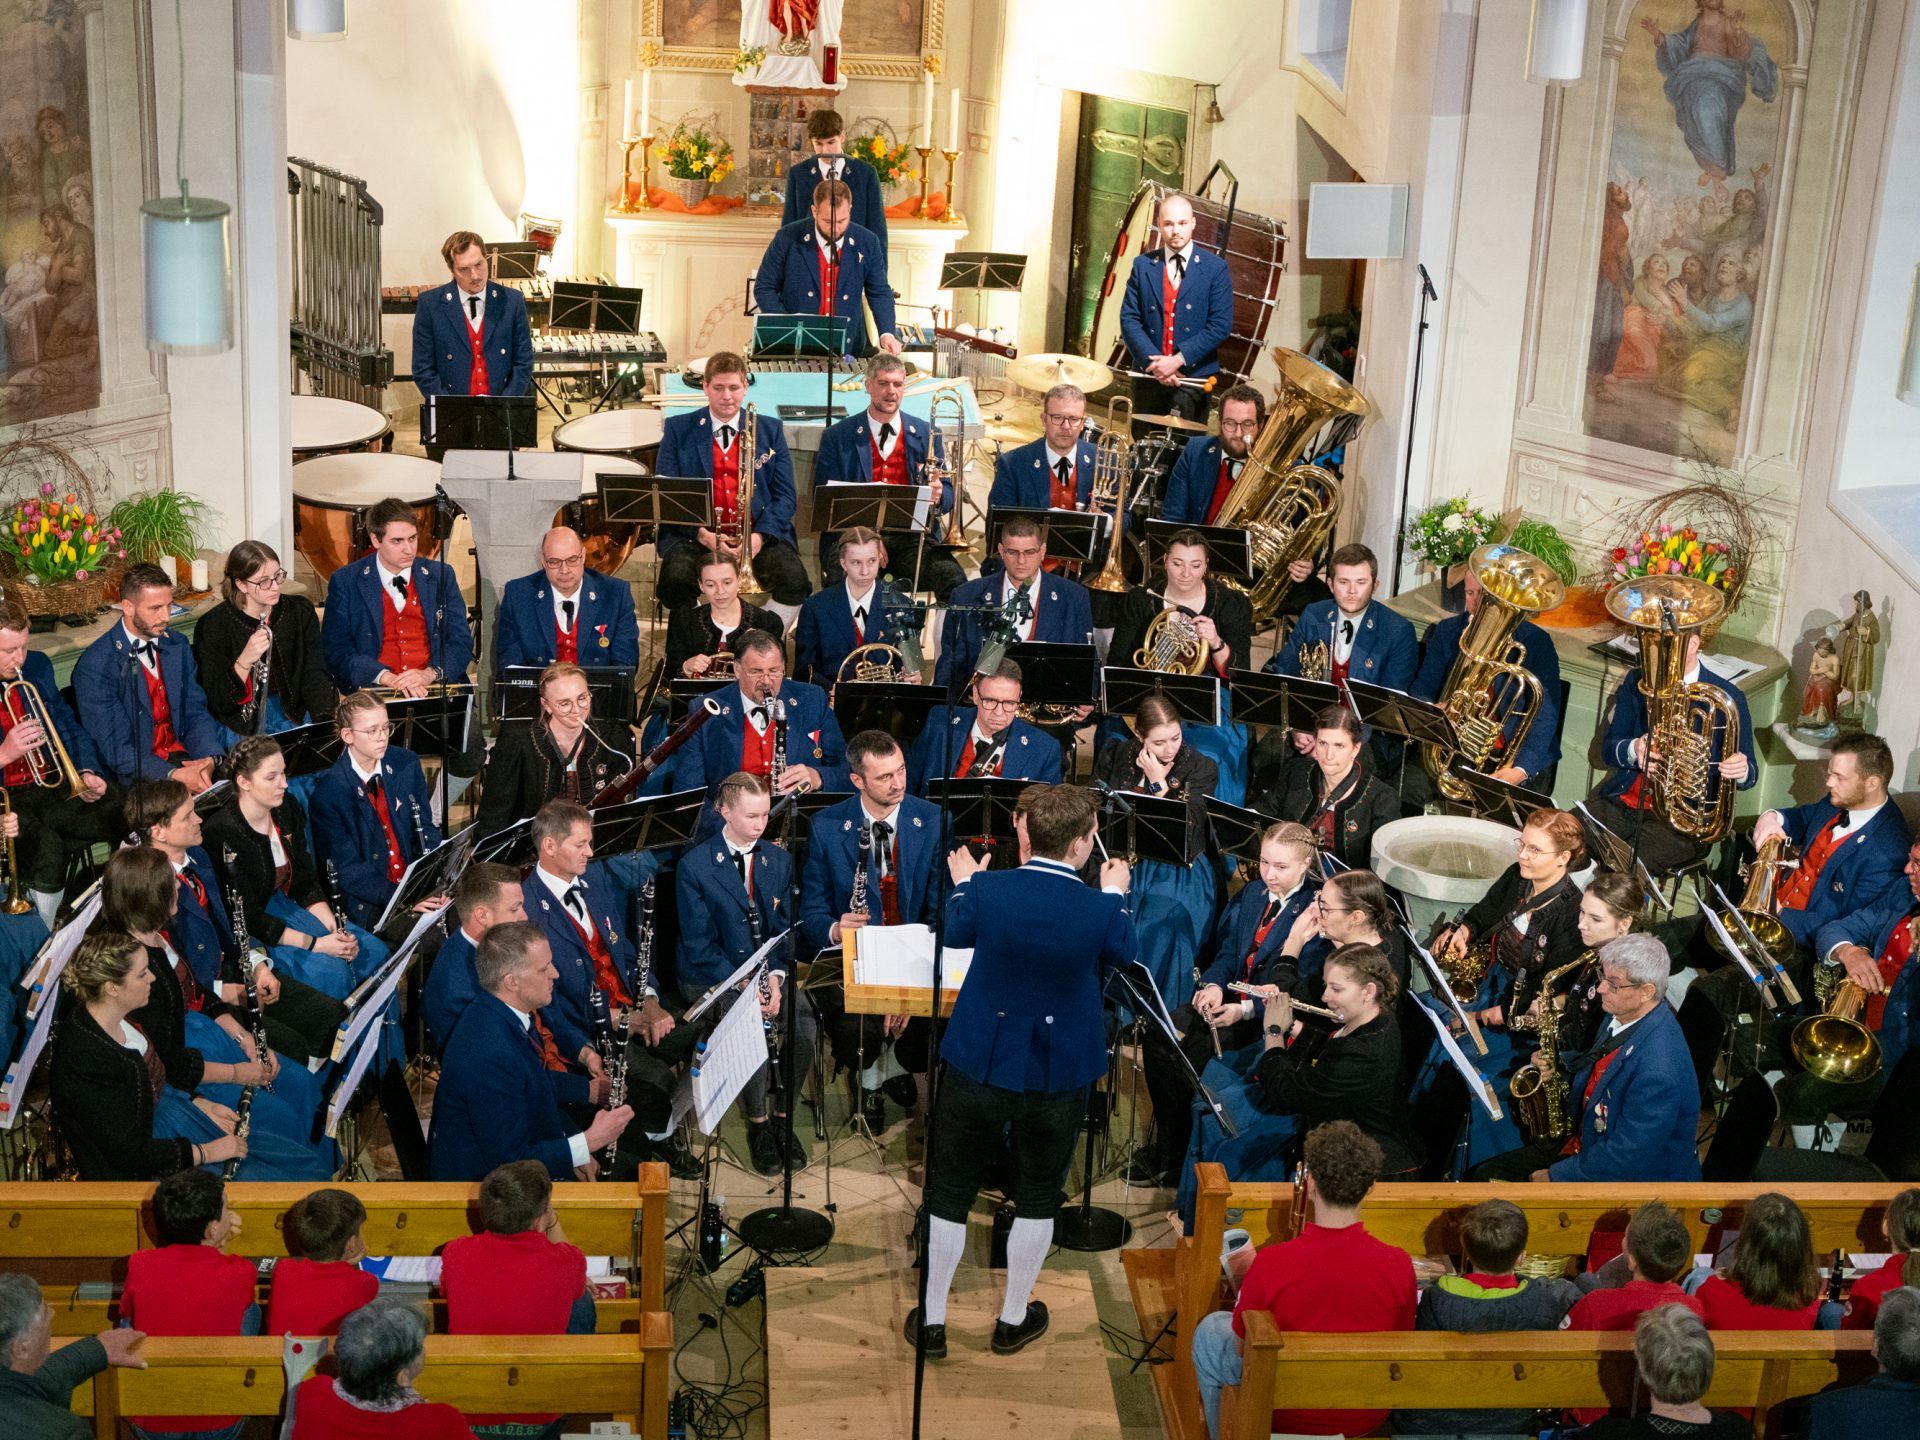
[266,1189,377,1338]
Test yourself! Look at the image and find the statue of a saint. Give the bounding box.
[1835,589,1879,731]
[1792,635,1840,741]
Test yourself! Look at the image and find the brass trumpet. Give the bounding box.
[1,792,29,916]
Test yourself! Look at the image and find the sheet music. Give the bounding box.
[20,885,102,1014]
[1418,994,1502,1120]
[850,924,972,991]
[1404,926,1485,1054]
[690,984,770,1136]
[360,1254,617,1286]
[1697,892,1767,991]
[376,822,478,931]
[1,889,104,1130]
[683,932,785,1022]
[331,906,441,1062]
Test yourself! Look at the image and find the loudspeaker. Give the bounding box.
[1305,183,1409,261]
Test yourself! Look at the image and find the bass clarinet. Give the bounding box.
[771,698,813,795]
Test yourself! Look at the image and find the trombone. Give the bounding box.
[1083,395,1135,594]
[926,387,978,569]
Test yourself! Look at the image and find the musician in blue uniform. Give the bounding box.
[988,384,1098,515]
[813,353,962,599]
[781,108,888,255]
[934,517,1095,690]
[906,786,1135,1360]
[908,659,1063,796]
[422,862,526,1054]
[522,800,700,1178]
[653,352,811,618]
[752,179,901,360]
[409,229,534,399]
[1410,560,1564,790]
[676,772,816,1175]
[309,691,444,934]
[1587,622,1756,873]
[1117,192,1235,423]
[800,732,938,1129]
[494,526,641,672]
[673,630,847,806]
[429,923,634,1182]
[792,529,916,689]
[73,564,238,794]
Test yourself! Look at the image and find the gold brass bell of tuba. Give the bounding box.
[1083,396,1135,595]
[1603,575,1742,845]
[1790,964,1885,1086]
[1706,834,1800,975]
[1422,545,1564,803]
[1212,347,1370,627]
[733,401,769,606]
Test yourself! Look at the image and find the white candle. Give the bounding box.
[921,72,934,140]
[949,88,962,151]
[158,554,177,584]
[623,79,633,140]
[190,558,209,591]
[639,68,653,137]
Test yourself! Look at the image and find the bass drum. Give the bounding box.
[1089,179,1286,386]
[557,456,650,576]
[291,453,444,582]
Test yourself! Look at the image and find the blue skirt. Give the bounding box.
[1409,1016,1524,1176]
[265,893,399,1068]
[183,1009,327,1141]
[0,910,50,1067]
[153,1085,333,1181]
[1131,856,1219,1015]
[1174,1043,1299,1228]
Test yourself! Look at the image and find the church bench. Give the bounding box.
[0,1168,670,1333]
[60,1323,673,1439]
[1222,1325,1875,1440]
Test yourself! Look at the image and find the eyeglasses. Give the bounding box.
[1598,974,1652,993]
[242,571,286,589]
[547,696,593,712]
[1516,841,1566,859]
[1042,412,1085,426]
[543,555,586,570]
[1219,418,1259,434]
[1314,899,1352,913]
[352,723,394,738]
[1001,546,1043,561]
[976,695,1020,712]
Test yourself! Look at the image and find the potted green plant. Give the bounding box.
[110,489,212,573]
[1403,496,1499,608]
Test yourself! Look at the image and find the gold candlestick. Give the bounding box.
[915,145,934,219]
[636,134,656,210]
[940,148,960,224]
[617,138,641,214]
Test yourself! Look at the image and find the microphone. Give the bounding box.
[1417,263,1437,302]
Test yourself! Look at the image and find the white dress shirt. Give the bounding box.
[1333,606,1364,665]
[459,285,485,331]
[375,559,413,614]
[552,585,582,634]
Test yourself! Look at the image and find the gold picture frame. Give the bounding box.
[640,0,944,80]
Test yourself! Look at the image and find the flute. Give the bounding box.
[1225,981,1343,1024]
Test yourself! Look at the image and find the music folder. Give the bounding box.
[1203,797,1272,868]
[375,821,479,933]
[1101,666,1222,728]
[1143,520,1255,586]
[1005,641,1099,712]
[831,679,945,740]
[1345,679,1458,750]
[988,507,1108,567]
[1097,790,1200,868]
[595,473,711,530]
[809,482,933,535]
[1226,668,1343,733]
[1444,761,1553,828]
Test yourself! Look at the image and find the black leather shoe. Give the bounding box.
[746,1120,784,1176]
[991,1300,1049,1355]
[775,1118,810,1170]
[861,1091,888,1132]
[882,1072,918,1107]
[649,1131,702,1180]
[903,1306,947,1359]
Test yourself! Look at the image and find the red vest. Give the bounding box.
[1205,456,1238,525]
[955,732,1003,778]
[1048,453,1079,511]
[1869,916,1917,1031]
[879,837,902,926]
[562,903,633,1009]
[1776,814,1844,913]
[140,657,181,761]
[1242,897,1283,979]
[0,687,31,785]
[1563,1045,1628,1156]
[366,779,407,884]
[871,430,908,485]
[1161,258,1178,354]
[466,311,489,395]
[740,712,775,777]
[554,603,579,664]
[377,586,432,675]
[712,431,742,531]
[817,243,839,317]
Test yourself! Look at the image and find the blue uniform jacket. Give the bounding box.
[907,706,1063,795]
[1596,662,1757,803]
[1160,435,1237,526]
[72,627,238,784]
[1813,888,1920,1076]
[1772,800,1913,946]
[654,406,799,558]
[522,863,637,1059]
[792,580,914,689]
[934,571,1095,690]
[429,991,576,1181]
[320,555,473,693]
[752,220,896,346]
[1267,599,1419,693]
[409,282,534,397]
[1411,611,1564,781]
[307,747,444,932]
[673,678,849,799]
[1198,881,1317,991]
[781,154,888,251]
[674,837,795,997]
[1805,1373,1920,1440]
[169,845,240,993]
[15,648,101,776]
[493,567,641,671]
[1118,246,1235,375]
[798,794,942,954]
[422,925,479,1056]
[942,860,1137,1091]
[814,409,952,511]
[988,437,1099,514]
[1547,1001,1702,1182]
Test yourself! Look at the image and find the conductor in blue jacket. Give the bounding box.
[753,179,901,360]
[1117,192,1235,423]
[493,526,641,672]
[429,922,633,1181]
[1470,934,1701,1183]
[906,785,1137,1360]
[781,108,888,256]
[410,229,534,400]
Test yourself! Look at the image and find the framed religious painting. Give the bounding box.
[643,0,944,80]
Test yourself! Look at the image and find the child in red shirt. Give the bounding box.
[120,1169,259,1440]
[267,1188,379,1336]
[1844,1186,1920,1330]
[1194,1121,1416,1440]
[1693,1192,1821,1331]
[1564,1200,1705,1425]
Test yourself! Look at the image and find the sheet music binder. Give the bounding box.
[1144,520,1255,586]
[1100,666,1222,728]
[595,473,711,529]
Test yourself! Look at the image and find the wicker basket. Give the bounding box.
[664,175,712,208]
[2,560,122,618]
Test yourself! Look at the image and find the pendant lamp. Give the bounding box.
[143,0,233,355]
[1527,0,1590,83]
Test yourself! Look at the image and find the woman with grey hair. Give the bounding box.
[289,1297,474,1439]
[1575,1303,1748,1438]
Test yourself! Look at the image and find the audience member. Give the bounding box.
[1807,1286,1920,1440]
[266,1189,377,1337]
[0,1273,146,1440]
[1845,1189,1920,1331]
[1575,1304,1751,1440]
[289,1297,476,1440]
[1692,1192,1821,1330]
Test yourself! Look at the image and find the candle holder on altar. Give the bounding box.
[915,145,934,220]
[940,148,961,224]
[618,136,657,213]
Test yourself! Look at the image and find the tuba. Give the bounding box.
[1083,396,1135,594]
[1706,834,1799,974]
[1212,348,1370,626]
[1422,546,1564,802]
[1603,576,1742,844]
[733,401,769,606]
[1791,961,1887,1086]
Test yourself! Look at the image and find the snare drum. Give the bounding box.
[291,453,444,581]
[290,394,393,462]
[552,406,664,471]
[559,456,649,575]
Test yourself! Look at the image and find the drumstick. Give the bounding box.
[1118,368,1218,392]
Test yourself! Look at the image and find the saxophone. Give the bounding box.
[1508,952,1592,1143]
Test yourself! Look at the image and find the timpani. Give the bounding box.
[561,455,649,576]
[551,405,665,471]
[290,394,393,462]
[291,452,444,582]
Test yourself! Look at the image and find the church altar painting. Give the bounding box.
[1583,0,1788,465]
[657,0,931,73]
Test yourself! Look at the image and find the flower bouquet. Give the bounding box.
[1609,524,1738,590]
[6,482,124,616]
[1404,496,1500,606]
[848,130,917,190]
[662,126,735,206]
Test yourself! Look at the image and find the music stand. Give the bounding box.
[1570,802,1672,915]
[492,665,636,724]
[811,482,938,596]
[1144,521,1256,588]
[420,394,536,464]
[1098,790,1200,868]
[942,776,1028,861]
[472,817,534,869]
[596,473,712,531]
[1345,679,1458,752]
[588,788,709,858]
[1226,668,1344,734]
[1101,667,1222,727]
[938,252,1028,360]
[549,280,644,335]
[486,240,542,280]
[267,719,344,778]
[988,507,1109,570]
[1204,797,1273,868]
[1442,762,1553,830]
[386,690,473,763]
[375,822,478,932]
[752,313,852,426]
[1005,642,1099,714]
[831,680,946,742]
[667,676,733,723]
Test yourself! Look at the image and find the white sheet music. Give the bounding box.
[1404,927,1485,1055]
[326,1010,386,1140]
[1419,995,1503,1121]
[331,906,441,1062]
[1,888,104,1130]
[690,984,770,1136]
[851,924,972,990]
[683,931,785,1023]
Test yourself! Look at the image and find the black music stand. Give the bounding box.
[589,789,709,856]
[1442,762,1553,830]
[666,676,733,723]
[1570,801,1671,915]
[943,776,1028,862]
[596,473,711,531]
[1098,790,1200,868]
[492,665,636,724]
[1100,667,1222,727]
[486,240,542,280]
[752,313,852,425]
[1204,797,1273,868]
[811,482,938,596]
[1345,679,1457,751]
[937,252,1028,351]
[1226,668,1345,733]
[472,816,533,868]
[375,822,478,932]
[385,691,473,762]
[1144,520,1255,588]
[421,394,536,464]
[988,507,1109,571]
[831,680,946,743]
[549,280,644,335]
[266,719,344,777]
[1005,642,1099,715]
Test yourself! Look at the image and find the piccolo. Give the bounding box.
[1225,982,1342,1024]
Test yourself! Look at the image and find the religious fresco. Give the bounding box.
[0,0,97,426]
[661,0,927,60]
[1583,0,1786,464]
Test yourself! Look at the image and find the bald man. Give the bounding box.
[494,527,641,672]
[1117,192,1236,422]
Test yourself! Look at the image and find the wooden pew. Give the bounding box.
[1221,1326,1876,1440]
[0,1169,671,1334]
[1125,1165,1908,1440]
[61,1324,674,1439]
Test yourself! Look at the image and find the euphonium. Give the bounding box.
[1084,397,1135,595]
[1707,835,1799,974]
[1422,545,1564,802]
[1604,576,1742,844]
[1211,347,1370,626]
[1791,966,1885,1085]
[733,401,769,606]
[1509,952,1590,1143]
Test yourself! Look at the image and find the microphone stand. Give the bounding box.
[1388,263,1439,598]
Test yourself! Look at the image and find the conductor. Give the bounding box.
[905,785,1135,1359]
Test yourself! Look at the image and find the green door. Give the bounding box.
[1064,96,1188,357]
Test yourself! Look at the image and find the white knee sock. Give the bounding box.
[765,599,801,633]
[923,1216,966,1327]
[1000,1216,1052,1326]
[29,889,60,931]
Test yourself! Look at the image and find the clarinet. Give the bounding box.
[219,855,260,1179]
[771,697,814,796]
[747,866,782,1101]
[587,988,628,1172]
[322,859,350,935]
[850,823,872,920]
[240,613,272,734]
[407,795,430,854]
[602,880,652,1168]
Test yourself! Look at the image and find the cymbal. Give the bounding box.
[985,417,1042,446]
[1006,352,1113,395]
[1134,411,1209,435]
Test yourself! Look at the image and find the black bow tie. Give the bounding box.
[1055,457,1072,483]
[564,882,588,916]
[391,574,409,598]
[1341,619,1354,645]
[717,424,735,450]
[731,847,756,882]
[1170,253,1186,281]
[134,640,157,662]
[560,598,575,631]
[878,421,893,445]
